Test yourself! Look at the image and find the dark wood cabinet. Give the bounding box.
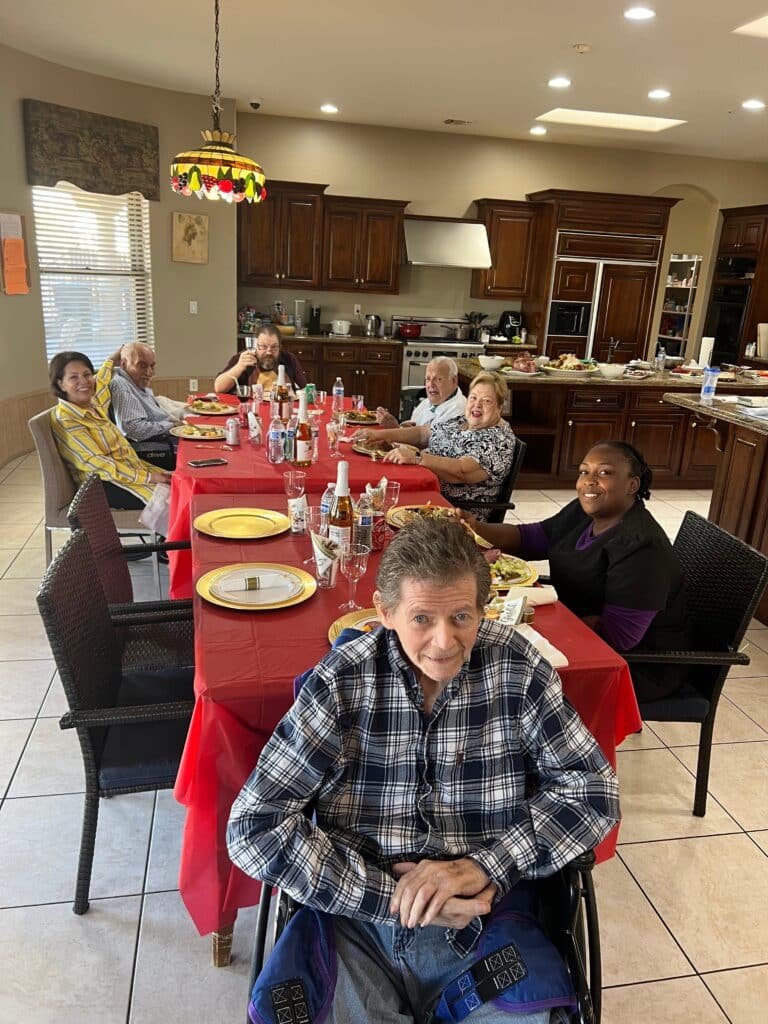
[718,214,765,255]
[679,417,721,482]
[558,414,622,475]
[626,414,684,478]
[547,336,588,360]
[592,264,658,362]
[322,197,406,294]
[237,181,326,288]
[709,426,766,538]
[556,233,662,263]
[527,190,677,236]
[552,261,596,301]
[285,341,321,388]
[471,201,538,299]
[303,341,402,411]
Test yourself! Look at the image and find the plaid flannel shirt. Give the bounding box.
[227,620,619,955]
[109,367,175,442]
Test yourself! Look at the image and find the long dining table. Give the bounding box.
[166,396,437,598]
[174,488,642,965]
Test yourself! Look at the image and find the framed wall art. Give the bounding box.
[171,211,209,264]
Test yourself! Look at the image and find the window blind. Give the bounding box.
[32,182,155,365]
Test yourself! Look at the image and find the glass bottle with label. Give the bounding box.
[293,390,313,467]
[276,364,291,422]
[327,460,353,553]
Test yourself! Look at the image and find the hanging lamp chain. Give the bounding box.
[210,0,222,132]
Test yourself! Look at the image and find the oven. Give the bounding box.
[392,315,486,391]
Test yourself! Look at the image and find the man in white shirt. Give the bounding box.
[110,343,181,468]
[377,357,466,428]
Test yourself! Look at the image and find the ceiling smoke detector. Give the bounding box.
[444,118,473,126]
[571,43,592,55]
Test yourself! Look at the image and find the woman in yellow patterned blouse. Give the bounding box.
[49,350,170,509]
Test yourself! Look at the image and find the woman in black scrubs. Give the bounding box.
[465,441,688,700]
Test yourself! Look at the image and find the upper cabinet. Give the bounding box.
[322,197,407,293]
[238,181,327,288]
[470,200,539,299]
[718,211,765,256]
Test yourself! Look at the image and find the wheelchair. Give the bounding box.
[246,849,601,1024]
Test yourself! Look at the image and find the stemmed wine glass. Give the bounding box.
[339,543,370,612]
[326,420,341,458]
[283,470,306,502]
[382,481,401,537]
[303,506,325,566]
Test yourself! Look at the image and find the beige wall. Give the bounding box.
[0,43,237,405]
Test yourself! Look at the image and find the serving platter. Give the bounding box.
[193,508,290,540]
[542,366,600,380]
[352,440,394,459]
[344,410,378,425]
[185,399,234,415]
[196,562,316,611]
[170,424,226,440]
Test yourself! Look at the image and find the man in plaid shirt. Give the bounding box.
[228,518,619,1023]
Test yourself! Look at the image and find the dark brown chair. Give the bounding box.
[624,511,768,816]
[36,529,195,915]
[451,439,527,524]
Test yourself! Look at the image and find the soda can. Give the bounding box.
[305,382,317,405]
[371,512,388,551]
[252,382,264,403]
[225,418,241,446]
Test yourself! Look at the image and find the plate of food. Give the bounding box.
[542,354,600,379]
[352,439,395,459]
[500,353,540,377]
[344,409,378,425]
[328,608,382,642]
[185,398,234,415]
[489,555,538,590]
[170,423,226,440]
[386,503,454,528]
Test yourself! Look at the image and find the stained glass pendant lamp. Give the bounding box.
[170,0,266,203]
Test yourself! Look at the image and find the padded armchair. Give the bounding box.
[625,511,768,817]
[452,439,527,524]
[36,530,194,915]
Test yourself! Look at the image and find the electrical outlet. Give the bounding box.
[354,303,362,316]
[189,378,198,393]
[189,300,198,315]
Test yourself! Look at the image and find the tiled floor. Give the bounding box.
[0,458,766,1022]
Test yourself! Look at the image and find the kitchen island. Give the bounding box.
[456,358,768,489]
[663,392,768,625]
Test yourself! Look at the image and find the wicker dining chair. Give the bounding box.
[624,511,768,816]
[36,529,195,915]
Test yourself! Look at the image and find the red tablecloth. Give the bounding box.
[174,491,641,936]
[167,400,437,598]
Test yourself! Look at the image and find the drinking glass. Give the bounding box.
[383,481,401,538]
[326,420,340,458]
[316,390,328,410]
[351,394,365,412]
[283,470,306,500]
[303,506,325,565]
[339,543,370,611]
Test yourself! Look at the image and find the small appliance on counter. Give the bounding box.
[364,313,382,337]
[497,310,523,340]
[308,305,322,335]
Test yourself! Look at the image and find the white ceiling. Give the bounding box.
[4,0,768,162]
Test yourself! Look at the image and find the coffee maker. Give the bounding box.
[308,304,321,334]
[497,310,523,340]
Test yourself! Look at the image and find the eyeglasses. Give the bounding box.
[256,344,279,354]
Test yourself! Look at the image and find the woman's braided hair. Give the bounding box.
[592,440,653,502]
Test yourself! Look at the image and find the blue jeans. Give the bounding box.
[327,915,551,1024]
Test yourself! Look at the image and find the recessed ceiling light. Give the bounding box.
[742,98,766,111]
[624,6,656,20]
[320,103,339,114]
[529,126,547,136]
[537,108,685,132]
[548,76,571,89]
[648,88,670,100]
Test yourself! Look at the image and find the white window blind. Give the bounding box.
[32,182,155,364]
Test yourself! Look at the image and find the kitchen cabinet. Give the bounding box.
[531,190,676,236]
[657,254,702,357]
[547,337,588,360]
[626,414,685,478]
[718,214,765,255]
[591,264,658,362]
[551,261,596,302]
[679,417,720,481]
[558,414,621,476]
[284,340,403,412]
[285,340,321,388]
[470,200,539,299]
[237,181,326,288]
[322,197,407,294]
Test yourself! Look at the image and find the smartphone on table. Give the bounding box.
[188,458,229,467]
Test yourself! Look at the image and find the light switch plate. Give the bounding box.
[354,303,362,316]
[189,378,198,393]
[189,300,198,314]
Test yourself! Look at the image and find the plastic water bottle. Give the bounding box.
[355,492,373,550]
[332,376,345,415]
[247,409,262,446]
[320,482,336,531]
[267,415,285,464]
[700,367,720,406]
[654,345,666,373]
[285,410,299,461]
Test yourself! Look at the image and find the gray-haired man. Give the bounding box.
[378,356,467,428]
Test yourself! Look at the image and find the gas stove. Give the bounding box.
[392,315,485,388]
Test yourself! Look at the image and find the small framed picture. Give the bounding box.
[171,211,209,264]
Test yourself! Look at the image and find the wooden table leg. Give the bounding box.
[212,925,234,967]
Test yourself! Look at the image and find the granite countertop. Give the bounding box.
[662,393,768,436]
[455,358,768,391]
[237,332,401,347]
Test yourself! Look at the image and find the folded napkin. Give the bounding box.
[515,624,569,668]
[503,584,558,607]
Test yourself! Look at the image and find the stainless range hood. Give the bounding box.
[403,216,492,269]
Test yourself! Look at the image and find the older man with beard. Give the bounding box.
[214,325,307,395]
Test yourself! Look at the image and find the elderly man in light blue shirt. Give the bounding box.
[110,343,179,443]
[377,356,466,429]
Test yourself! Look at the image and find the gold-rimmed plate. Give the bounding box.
[327,608,382,642]
[170,424,227,440]
[193,508,291,540]
[185,400,234,415]
[352,440,394,459]
[196,562,317,611]
[489,555,538,590]
[345,410,378,425]
[385,504,493,550]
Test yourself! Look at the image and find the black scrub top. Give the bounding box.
[540,499,688,652]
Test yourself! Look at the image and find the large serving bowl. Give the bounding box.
[478,355,505,370]
[597,362,627,379]
[663,355,684,368]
